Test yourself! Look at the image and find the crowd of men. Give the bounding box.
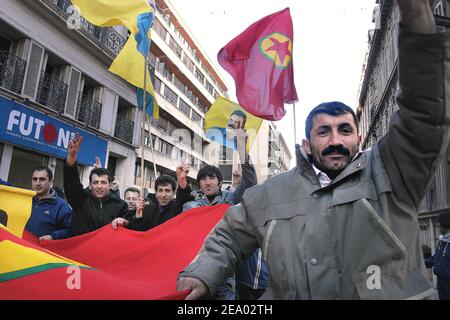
[8,120,267,300]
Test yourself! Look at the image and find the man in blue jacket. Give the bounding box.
[25,166,72,241]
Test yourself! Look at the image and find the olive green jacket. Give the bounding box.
[180,27,450,299]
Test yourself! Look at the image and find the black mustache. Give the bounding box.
[322,145,350,156]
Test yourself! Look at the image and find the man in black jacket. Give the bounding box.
[64,134,129,237]
[111,163,193,231]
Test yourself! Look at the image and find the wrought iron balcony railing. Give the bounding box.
[0,51,27,94]
[76,93,102,129]
[37,72,68,113]
[44,0,126,57]
[114,114,134,144]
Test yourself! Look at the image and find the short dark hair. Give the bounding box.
[305,101,358,140]
[89,167,113,183]
[155,175,177,192]
[439,212,450,229]
[197,165,223,183]
[32,166,53,181]
[124,187,140,197]
[230,109,247,127]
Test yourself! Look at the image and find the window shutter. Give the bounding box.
[22,42,44,99]
[65,67,81,117]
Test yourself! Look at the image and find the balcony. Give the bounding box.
[76,93,101,129]
[114,114,134,144]
[36,72,68,113]
[0,51,26,94]
[44,0,126,57]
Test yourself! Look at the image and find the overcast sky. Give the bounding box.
[167,0,376,167]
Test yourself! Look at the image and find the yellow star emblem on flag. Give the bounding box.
[259,32,293,68]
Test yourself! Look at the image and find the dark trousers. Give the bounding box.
[236,282,265,300]
[437,277,450,300]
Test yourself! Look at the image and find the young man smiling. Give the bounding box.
[64,134,128,237]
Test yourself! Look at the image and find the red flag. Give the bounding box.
[218,8,298,121]
[0,205,229,299]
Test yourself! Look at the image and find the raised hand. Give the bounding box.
[67,133,83,166]
[135,197,145,218]
[176,162,190,189]
[235,122,249,163]
[93,156,102,168]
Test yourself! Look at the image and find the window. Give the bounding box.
[152,19,167,40]
[191,110,201,123]
[174,148,184,161]
[163,85,177,104]
[206,82,214,95]
[154,77,162,93]
[197,100,206,113]
[195,69,204,84]
[169,36,183,58]
[8,147,48,188]
[173,75,186,94]
[183,55,195,72]
[179,99,191,116]
[148,51,157,67]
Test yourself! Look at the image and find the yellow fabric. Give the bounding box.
[71,0,149,33]
[205,96,263,151]
[109,35,159,119]
[0,185,34,238]
[71,0,159,119]
[0,236,88,276]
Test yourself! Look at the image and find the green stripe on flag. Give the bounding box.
[0,263,94,282]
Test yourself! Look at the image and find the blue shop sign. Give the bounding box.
[0,96,107,166]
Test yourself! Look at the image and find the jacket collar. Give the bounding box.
[33,188,57,203]
[295,144,367,192]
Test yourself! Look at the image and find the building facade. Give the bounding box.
[0,0,229,196]
[357,0,450,258]
[135,0,230,192]
[250,121,291,183]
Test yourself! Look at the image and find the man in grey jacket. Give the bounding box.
[177,0,450,299]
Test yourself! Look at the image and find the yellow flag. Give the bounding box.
[0,185,34,238]
[205,96,263,151]
[71,0,149,33]
[109,35,159,119]
[71,0,159,119]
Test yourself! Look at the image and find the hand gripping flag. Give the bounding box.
[218,8,298,121]
[71,0,159,119]
[205,96,263,152]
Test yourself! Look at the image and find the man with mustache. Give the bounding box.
[177,0,450,299]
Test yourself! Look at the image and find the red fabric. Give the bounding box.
[217,7,298,121]
[0,204,229,299]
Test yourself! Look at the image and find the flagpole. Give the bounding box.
[292,103,297,145]
[140,66,147,201]
[140,56,158,208]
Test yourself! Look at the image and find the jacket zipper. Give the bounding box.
[252,248,263,289]
[304,262,312,300]
[361,198,408,258]
[263,220,277,260]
